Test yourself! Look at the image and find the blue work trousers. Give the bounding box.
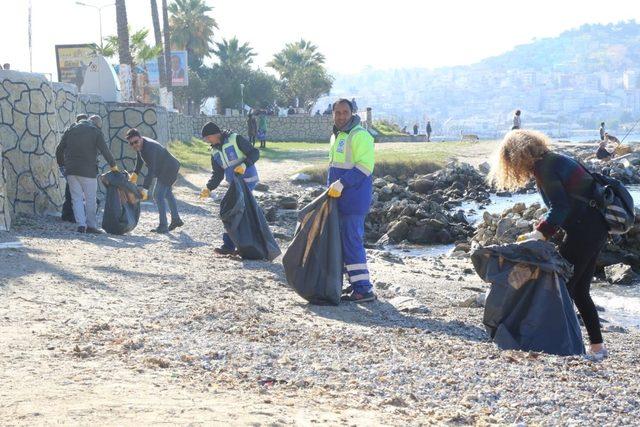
[340,213,372,294]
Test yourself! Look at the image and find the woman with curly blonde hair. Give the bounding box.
[489,129,609,361]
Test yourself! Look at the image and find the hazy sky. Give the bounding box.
[2,0,640,79]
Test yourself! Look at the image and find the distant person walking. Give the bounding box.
[351,97,358,114]
[512,110,522,130]
[258,112,268,148]
[413,123,419,135]
[56,115,119,234]
[247,113,257,147]
[126,128,183,234]
[426,121,432,142]
[599,122,606,141]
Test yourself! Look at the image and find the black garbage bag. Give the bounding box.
[219,175,281,261]
[100,171,141,235]
[282,192,343,305]
[471,240,585,356]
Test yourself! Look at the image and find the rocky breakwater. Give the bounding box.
[469,198,640,284]
[367,162,488,245]
[472,202,547,246]
[558,144,640,185]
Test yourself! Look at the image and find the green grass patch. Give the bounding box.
[169,139,330,171]
[373,119,406,136]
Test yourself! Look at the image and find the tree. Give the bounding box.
[150,0,166,87]
[213,37,256,69]
[162,0,172,91]
[168,0,218,70]
[267,39,326,79]
[115,0,133,101]
[204,66,278,113]
[268,39,333,109]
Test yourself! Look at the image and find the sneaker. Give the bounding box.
[151,226,169,234]
[168,218,184,231]
[77,226,86,233]
[86,227,105,234]
[341,291,377,303]
[585,347,609,362]
[342,285,353,295]
[214,246,236,255]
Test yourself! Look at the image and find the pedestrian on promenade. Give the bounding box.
[247,113,257,146]
[426,121,432,142]
[512,110,521,130]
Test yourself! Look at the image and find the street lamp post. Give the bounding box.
[75,2,114,48]
[240,83,245,116]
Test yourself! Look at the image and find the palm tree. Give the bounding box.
[213,37,256,69]
[115,0,133,100]
[150,0,166,87]
[162,0,172,90]
[168,0,218,66]
[267,39,326,80]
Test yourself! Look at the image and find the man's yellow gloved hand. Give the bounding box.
[129,172,138,184]
[516,230,545,243]
[328,180,344,198]
[199,188,211,199]
[140,189,148,201]
[234,163,246,175]
[110,165,120,173]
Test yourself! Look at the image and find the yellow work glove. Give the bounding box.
[516,230,545,243]
[140,189,148,201]
[199,188,211,200]
[129,172,138,184]
[328,180,344,198]
[234,163,246,175]
[110,165,120,173]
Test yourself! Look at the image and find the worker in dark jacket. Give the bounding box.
[55,114,119,233]
[489,129,609,362]
[199,121,260,254]
[58,113,88,222]
[126,128,183,234]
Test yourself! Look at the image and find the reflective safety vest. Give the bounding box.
[213,133,259,186]
[328,124,375,215]
[329,125,374,177]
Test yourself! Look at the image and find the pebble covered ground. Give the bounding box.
[1,159,639,425]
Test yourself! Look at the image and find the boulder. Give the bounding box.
[604,263,639,285]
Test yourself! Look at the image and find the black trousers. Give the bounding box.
[559,207,608,344]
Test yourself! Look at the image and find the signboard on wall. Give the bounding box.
[145,59,160,87]
[55,44,96,88]
[169,51,188,87]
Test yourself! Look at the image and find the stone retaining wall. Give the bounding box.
[0,69,336,230]
[167,113,334,143]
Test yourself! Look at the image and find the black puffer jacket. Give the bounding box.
[56,120,116,178]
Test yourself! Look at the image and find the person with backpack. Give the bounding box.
[488,129,609,361]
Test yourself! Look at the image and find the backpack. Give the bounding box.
[572,164,635,234]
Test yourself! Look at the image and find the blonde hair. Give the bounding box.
[488,129,550,191]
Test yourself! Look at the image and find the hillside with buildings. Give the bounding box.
[328,21,640,138]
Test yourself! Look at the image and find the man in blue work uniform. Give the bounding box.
[327,99,376,303]
[199,122,260,255]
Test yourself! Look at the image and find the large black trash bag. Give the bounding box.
[471,240,585,356]
[219,175,281,261]
[282,192,343,305]
[100,171,142,235]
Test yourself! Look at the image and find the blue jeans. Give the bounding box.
[154,182,180,228]
[222,179,257,249]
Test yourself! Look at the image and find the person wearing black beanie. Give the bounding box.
[199,121,261,255]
